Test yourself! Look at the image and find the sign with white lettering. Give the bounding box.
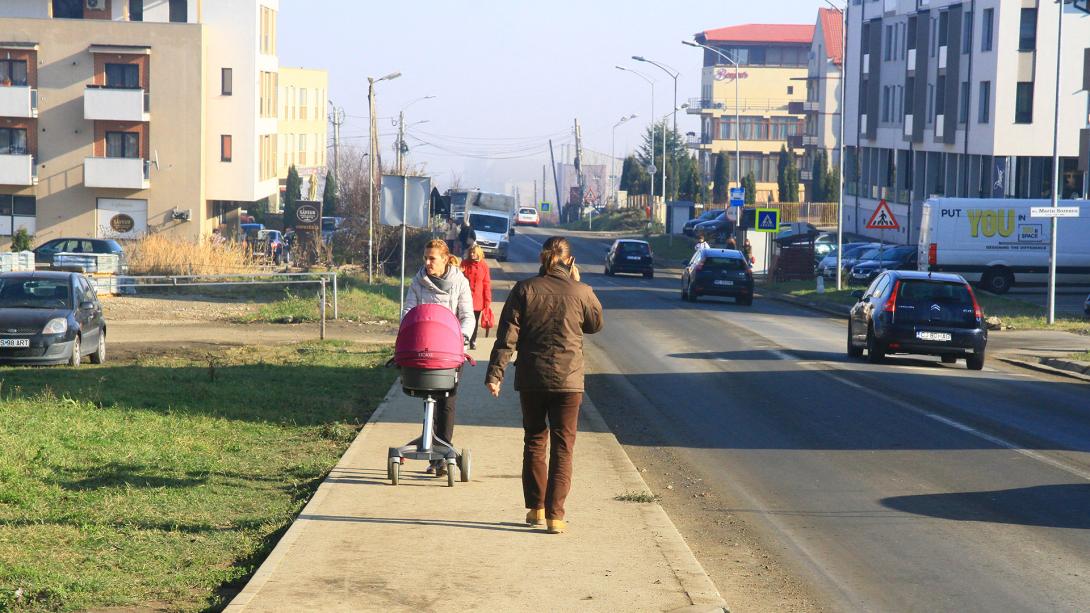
[1030,207,1080,218]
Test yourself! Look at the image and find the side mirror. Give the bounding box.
[851,290,864,300]
[79,301,95,311]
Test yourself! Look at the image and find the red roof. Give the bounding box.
[819,8,844,66]
[699,23,814,45]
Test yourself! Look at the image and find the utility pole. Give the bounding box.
[549,140,563,225]
[328,101,344,214]
[574,119,585,225]
[396,110,406,175]
[542,165,547,203]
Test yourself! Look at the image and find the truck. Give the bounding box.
[448,189,517,262]
[918,198,1090,294]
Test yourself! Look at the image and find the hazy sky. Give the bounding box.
[278,0,826,195]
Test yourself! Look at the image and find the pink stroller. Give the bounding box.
[387,304,474,487]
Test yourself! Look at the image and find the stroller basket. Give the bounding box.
[401,366,459,393]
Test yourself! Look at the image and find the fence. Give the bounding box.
[769,202,840,227]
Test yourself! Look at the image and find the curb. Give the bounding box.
[757,287,850,319]
[996,356,1090,383]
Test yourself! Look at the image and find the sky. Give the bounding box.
[278,0,827,199]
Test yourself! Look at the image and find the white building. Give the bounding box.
[843,0,1090,244]
[802,7,844,192]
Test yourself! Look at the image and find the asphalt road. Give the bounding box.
[498,227,1090,612]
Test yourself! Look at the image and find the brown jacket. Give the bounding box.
[486,265,603,392]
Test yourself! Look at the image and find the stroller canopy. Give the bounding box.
[395,304,465,369]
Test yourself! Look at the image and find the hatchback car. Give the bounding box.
[847,271,986,369]
[848,245,918,285]
[681,248,754,305]
[33,237,125,267]
[516,207,541,227]
[816,243,878,279]
[0,272,106,367]
[605,239,654,278]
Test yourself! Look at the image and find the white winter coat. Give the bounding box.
[402,264,476,340]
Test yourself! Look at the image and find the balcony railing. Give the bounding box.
[84,157,150,190]
[686,96,794,113]
[802,135,818,146]
[0,153,36,186]
[803,100,820,112]
[0,86,38,118]
[84,86,150,122]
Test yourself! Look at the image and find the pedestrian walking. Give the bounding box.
[403,239,476,477]
[458,217,477,256]
[485,237,604,534]
[743,238,754,264]
[444,219,459,254]
[460,244,492,350]
[694,233,710,252]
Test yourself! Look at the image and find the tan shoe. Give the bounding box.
[525,508,545,526]
[546,519,566,534]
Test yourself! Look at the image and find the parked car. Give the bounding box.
[683,210,721,236]
[681,248,753,305]
[515,207,541,227]
[693,212,734,241]
[847,270,987,369]
[849,245,918,285]
[32,238,125,268]
[0,272,106,367]
[605,239,654,278]
[816,243,879,279]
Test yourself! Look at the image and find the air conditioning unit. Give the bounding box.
[86,0,104,9]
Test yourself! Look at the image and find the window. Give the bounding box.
[935,76,946,118]
[882,86,891,122]
[221,135,232,162]
[169,0,187,23]
[0,60,28,86]
[962,12,973,54]
[1015,82,1034,124]
[927,84,934,124]
[959,81,970,124]
[299,88,308,120]
[106,132,140,158]
[51,0,81,19]
[129,0,143,21]
[787,85,794,95]
[260,6,277,55]
[1019,8,1037,51]
[105,64,139,89]
[938,11,949,46]
[981,8,994,52]
[221,68,232,96]
[978,81,991,124]
[0,128,28,155]
[885,25,893,61]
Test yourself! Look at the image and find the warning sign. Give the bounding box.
[866,199,900,230]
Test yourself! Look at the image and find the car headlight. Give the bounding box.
[42,318,68,335]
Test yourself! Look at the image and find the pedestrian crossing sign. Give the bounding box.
[755,208,779,232]
[866,199,899,230]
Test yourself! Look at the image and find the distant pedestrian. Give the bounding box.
[743,238,754,264]
[726,236,737,250]
[458,217,477,256]
[486,237,604,534]
[403,238,476,477]
[460,244,492,350]
[444,219,459,253]
[694,233,710,252]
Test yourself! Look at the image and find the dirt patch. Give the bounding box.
[103,294,261,322]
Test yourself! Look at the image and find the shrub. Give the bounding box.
[127,233,260,276]
[11,228,32,252]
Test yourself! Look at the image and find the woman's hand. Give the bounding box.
[486,381,501,397]
[570,264,581,283]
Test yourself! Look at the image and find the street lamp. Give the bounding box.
[1046,0,1071,324]
[611,114,638,207]
[822,0,848,290]
[682,40,741,199]
[367,71,401,285]
[616,66,656,213]
[393,95,435,175]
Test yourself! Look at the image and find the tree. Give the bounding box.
[620,155,651,196]
[12,227,32,252]
[282,165,302,229]
[637,123,687,199]
[811,150,828,203]
[777,145,790,202]
[712,152,730,205]
[778,147,800,203]
[322,171,338,216]
[677,155,705,203]
[825,164,841,204]
[742,173,757,205]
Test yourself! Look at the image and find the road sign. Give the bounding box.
[866,199,900,230]
[1030,206,1080,218]
[755,208,779,232]
[540,202,551,212]
[729,187,745,207]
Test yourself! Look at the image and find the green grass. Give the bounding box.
[560,209,648,232]
[0,341,396,612]
[761,279,1090,334]
[238,274,402,324]
[614,491,661,503]
[1067,351,1090,362]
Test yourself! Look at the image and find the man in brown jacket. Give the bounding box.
[486,237,603,534]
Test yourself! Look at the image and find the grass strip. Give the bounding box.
[237,274,402,324]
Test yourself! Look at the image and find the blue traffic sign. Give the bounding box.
[755,208,779,232]
[540,202,551,212]
[729,187,745,207]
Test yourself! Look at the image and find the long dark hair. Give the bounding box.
[539,236,572,270]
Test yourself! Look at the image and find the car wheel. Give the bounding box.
[847,325,864,358]
[681,284,689,301]
[866,327,885,363]
[89,331,105,364]
[941,355,957,364]
[68,335,81,367]
[737,295,753,306]
[966,350,985,371]
[981,268,1013,294]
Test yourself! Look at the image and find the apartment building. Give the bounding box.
[0,0,279,248]
[690,23,812,203]
[843,0,1090,244]
[802,8,845,189]
[277,67,327,210]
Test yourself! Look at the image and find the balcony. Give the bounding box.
[0,86,38,118]
[884,0,897,12]
[84,86,149,122]
[802,135,818,146]
[0,154,36,186]
[84,157,150,190]
[803,100,820,112]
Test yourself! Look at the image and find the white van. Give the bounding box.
[918,198,1090,294]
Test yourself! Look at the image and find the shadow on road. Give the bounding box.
[880,484,1090,529]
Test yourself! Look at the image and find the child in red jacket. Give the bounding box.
[460,244,493,349]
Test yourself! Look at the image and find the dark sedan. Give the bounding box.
[682,210,721,236]
[605,239,654,278]
[847,270,987,369]
[848,245,918,285]
[681,248,753,305]
[0,272,106,366]
[693,212,734,241]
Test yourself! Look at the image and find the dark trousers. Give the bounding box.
[470,310,482,345]
[433,391,456,447]
[520,392,582,520]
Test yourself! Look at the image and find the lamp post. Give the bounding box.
[634,56,680,206]
[616,66,655,212]
[394,95,435,175]
[683,40,741,197]
[823,0,848,290]
[367,71,401,285]
[1046,0,1070,324]
[611,114,638,207]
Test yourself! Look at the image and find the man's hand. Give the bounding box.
[486,381,501,397]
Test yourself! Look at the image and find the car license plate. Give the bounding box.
[714,280,734,286]
[0,339,29,348]
[627,256,642,261]
[916,331,952,342]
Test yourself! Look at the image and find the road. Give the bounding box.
[498,227,1090,612]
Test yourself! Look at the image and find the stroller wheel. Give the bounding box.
[389,459,400,486]
[458,449,472,482]
[447,463,456,488]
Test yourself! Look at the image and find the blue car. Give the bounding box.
[0,272,106,367]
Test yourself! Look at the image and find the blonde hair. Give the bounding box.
[539,236,572,270]
[424,238,459,269]
[466,244,485,261]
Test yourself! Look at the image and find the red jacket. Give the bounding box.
[460,258,492,312]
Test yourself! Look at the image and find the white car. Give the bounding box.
[515,207,540,227]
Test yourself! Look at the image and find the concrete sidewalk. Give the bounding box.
[226,335,726,612]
